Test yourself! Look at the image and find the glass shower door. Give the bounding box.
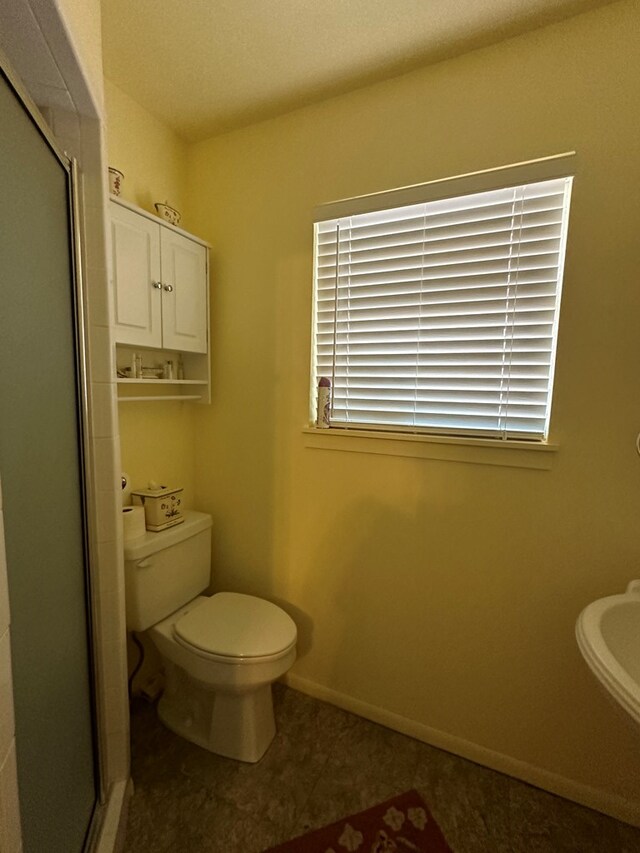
[0,71,97,851]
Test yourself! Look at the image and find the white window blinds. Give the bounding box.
[312,174,573,441]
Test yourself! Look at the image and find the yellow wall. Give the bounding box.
[104,79,198,506]
[118,402,197,510]
[186,0,640,814]
[104,78,189,221]
[57,0,104,111]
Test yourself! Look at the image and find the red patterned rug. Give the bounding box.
[264,790,451,852]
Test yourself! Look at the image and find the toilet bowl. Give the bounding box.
[150,593,296,761]
[123,511,297,762]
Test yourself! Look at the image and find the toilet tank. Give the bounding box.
[123,510,212,631]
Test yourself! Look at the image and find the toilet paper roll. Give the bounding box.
[122,506,145,542]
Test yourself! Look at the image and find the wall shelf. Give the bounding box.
[116,379,208,386]
[118,394,203,402]
[116,376,207,402]
[115,344,211,404]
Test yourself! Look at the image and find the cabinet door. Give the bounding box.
[111,202,162,347]
[160,229,208,353]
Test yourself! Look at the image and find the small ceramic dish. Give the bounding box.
[108,167,124,196]
[155,202,181,226]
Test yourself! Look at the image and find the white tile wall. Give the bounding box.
[96,489,122,546]
[84,203,114,251]
[97,540,125,612]
[0,743,21,853]
[85,269,112,330]
[46,105,81,151]
[0,485,21,850]
[27,0,100,119]
[76,113,130,803]
[0,628,15,761]
[30,81,75,112]
[88,324,116,383]
[1,5,131,849]
[45,54,131,812]
[89,382,120,439]
[0,0,66,89]
[0,497,9,632]
[93,436,120,490]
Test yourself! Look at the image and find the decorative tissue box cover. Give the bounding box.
[131,486,184,531]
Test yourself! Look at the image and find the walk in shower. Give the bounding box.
[0,67,99,851]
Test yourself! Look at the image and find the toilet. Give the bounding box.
[123,511,297,762]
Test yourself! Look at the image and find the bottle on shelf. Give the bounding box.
[131,351,142,378]
[316,376,331,428]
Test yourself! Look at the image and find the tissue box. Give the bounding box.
[131,486,184,531]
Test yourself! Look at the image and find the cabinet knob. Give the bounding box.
[152,281,162,289]
[163,284,174,292]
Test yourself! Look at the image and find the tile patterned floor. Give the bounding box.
[124,685,640,852]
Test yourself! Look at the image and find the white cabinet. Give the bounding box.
[109,198,211,403]
[110,199,208,353]
[160,227,208,353]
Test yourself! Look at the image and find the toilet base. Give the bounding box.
[157,660,276,763]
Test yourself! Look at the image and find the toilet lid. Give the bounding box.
[174,592,297,659]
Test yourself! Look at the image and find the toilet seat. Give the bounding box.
[173,592,297,663]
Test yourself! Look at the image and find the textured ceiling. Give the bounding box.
[101,0,614,141]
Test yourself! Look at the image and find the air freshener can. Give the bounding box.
[317,377,331,428]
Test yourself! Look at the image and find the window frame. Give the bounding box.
[309,153,576,445]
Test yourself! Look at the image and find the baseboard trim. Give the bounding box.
[283,672,640,828]
[93,778,132,853]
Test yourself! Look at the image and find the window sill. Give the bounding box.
[302,426,558,470]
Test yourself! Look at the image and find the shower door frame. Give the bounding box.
[0,53,106,848]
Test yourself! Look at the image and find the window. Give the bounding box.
[311,156,574,442]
